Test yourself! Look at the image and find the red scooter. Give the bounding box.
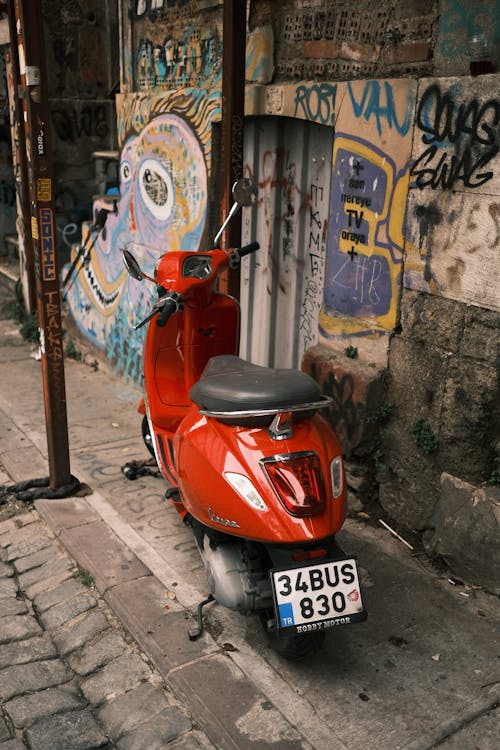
[122,179,366,659]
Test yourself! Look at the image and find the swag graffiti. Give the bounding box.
[411,83,500,190]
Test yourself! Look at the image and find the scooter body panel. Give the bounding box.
[144,293,239,434]
[174,409,347,544]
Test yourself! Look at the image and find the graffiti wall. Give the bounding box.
[405,75,500,313]
[318,79,416,358]
[125,0,222,93]
[64,86,220,381]
[63,3,226,380]
[64,2,500,386]
[244,78,416,367]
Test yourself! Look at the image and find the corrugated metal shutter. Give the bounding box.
[240,116,333,369]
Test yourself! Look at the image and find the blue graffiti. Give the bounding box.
[347,81,413,137]
[294,83,338,126]
[439,0,500,58]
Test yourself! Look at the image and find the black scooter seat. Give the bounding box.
[189,355,321,420]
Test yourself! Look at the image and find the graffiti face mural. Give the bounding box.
[64,113,207,381]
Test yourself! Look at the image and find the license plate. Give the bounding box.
[270,558,367,633]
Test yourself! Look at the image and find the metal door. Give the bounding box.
[240,116,333,369]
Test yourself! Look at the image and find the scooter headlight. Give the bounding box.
[330,455,344,498]
[224,472,268,511]
[260,451,326,517]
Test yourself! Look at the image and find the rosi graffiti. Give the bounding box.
[411,84,500,189]
[294,83,337,126]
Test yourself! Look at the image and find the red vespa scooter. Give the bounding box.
[122,179,366,659]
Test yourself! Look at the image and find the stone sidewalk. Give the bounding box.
[0,510,213,750]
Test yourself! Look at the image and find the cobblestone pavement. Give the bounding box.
[0,509,214,750]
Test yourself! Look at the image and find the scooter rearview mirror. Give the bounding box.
[122,249,144,281]
[213,179,257,248]
[232,177,257,207]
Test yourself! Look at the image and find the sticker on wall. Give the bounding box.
[37,178,51,201]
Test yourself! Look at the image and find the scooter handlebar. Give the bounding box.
[156,296,179,327]
[238,241,260,257]
[229,242,260,269]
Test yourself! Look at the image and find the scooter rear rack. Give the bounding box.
[199,397,332,439]
[198,396,331,420]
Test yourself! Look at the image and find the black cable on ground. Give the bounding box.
[121,458,161,480]
[0,475,82,503]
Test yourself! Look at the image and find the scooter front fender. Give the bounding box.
[174,409,346,544]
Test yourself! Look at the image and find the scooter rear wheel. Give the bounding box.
[260,613,325,661]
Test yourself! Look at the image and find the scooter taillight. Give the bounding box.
[261,451,326,517]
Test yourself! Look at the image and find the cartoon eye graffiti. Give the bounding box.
[138,158,174,221]
[120,161,132,184]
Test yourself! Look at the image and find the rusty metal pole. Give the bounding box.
[219,0,246,297]
[11,0,72,489]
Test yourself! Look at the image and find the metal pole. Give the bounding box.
[219,0,246,297]
[11,0,72,488]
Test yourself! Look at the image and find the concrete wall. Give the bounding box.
[380,74,500,530]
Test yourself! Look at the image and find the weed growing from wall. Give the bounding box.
[64,339,82,361]
[488,470,500,486]
[411,419,437,454]
[9,281,40,344]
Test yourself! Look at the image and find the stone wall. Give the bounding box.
[380,291,500,530]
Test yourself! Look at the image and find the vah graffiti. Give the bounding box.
[348,81,413,137]
[412,84,500,189]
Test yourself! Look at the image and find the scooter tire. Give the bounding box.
[141,415,155,457]
[261,615,325,661]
